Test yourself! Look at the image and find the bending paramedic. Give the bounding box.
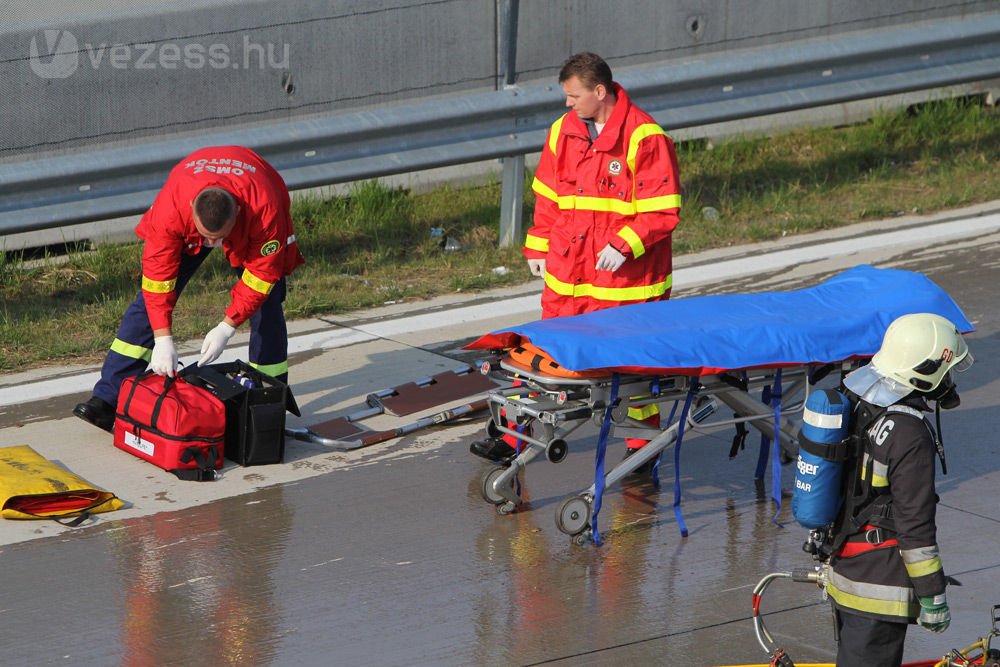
[470,51,682,464]
[74,145,305,433]
[829,313,972,667]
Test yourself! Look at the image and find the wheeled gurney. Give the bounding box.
[465,265,973,545]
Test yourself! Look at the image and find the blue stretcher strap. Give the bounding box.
[769,369,784,527]
[672,388,697,538]
[753,384,771,481]
[651,399,680,487]
[590,373,620,546]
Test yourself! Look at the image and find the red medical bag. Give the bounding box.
[114,373,226,481]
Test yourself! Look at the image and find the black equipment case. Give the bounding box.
[181,361,300,466]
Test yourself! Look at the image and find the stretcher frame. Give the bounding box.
[477,356,861,545]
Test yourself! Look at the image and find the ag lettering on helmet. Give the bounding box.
[868,416,894,446]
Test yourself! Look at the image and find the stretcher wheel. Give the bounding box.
[480,466,517,506]
[572,531,591,547]
[546,438,568,463]
[555,494,592,536]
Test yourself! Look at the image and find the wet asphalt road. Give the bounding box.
[0,214,998,666]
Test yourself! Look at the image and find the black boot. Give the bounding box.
[469,436,517,463]
[73,396,115,433]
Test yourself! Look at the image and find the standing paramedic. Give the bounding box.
[73,145,305,432]
[829,313,972,666]
[470,52,682,464]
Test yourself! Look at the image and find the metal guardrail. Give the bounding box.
[1,13,999,238]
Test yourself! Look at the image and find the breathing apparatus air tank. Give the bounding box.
[792,388,853,529]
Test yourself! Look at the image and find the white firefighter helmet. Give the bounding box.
[844,313,973,407]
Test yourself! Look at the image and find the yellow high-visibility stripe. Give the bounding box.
[636,193,682,213]
[826,582,916,618]
[617,225,645,258]
[628,403,660,420]
[626,123,667,174]
[544,272,672,302]
[110,338,152,362]
[532,177,559,204]
[142,276,177,294]
[241,269,274,295]
[903,556,943,579]
[524,234,549,253]
[248,360,288,377]
[548,114,567,155]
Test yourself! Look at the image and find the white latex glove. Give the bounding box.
[150,336,178,377]
[595,244,627,272]
[527,258,546,278]
[198,322,236,367]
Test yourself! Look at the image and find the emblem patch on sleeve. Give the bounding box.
[260,240,281,256]
[608,160,622,175]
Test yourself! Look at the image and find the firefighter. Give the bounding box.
[829,312,973,667]
[73,145,304,432]
[470,52,681,464]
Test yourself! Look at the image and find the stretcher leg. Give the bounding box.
[713,389,800,458]
[555,397,718,540]
[478,443,546,514]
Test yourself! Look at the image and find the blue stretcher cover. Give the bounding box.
[467,265,973,376]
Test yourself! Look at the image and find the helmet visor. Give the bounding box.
[953,350,974,373]
[843,363,912,407]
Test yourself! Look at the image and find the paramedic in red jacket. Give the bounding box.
[73,145,305,432]
[470,52,681,464]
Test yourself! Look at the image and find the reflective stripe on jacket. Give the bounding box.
[136,145,305,330]
[525,84,681,318]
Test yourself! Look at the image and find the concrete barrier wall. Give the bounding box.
[2,0,995,162]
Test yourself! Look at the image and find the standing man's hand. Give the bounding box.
[918,594,951,633]
[595,244,626,272]
[150,336,178,377]
[527,258,546,278]
[199,321,236,366]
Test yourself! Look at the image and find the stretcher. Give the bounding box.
[284,365,497,450]
[464,265,973,545]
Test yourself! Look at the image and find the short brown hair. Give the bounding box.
[558,52,613,91]
[193,187,236,232]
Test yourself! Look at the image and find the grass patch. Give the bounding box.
[3,97,998,372]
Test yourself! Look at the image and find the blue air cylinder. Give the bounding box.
[792,388,853,529]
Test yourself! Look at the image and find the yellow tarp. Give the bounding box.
[0,445,123,520]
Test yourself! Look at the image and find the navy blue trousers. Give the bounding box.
[92,247,288,405]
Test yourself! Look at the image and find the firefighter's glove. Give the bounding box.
[198,322,236,367]
[595,244,626,272]
[918,594,951,633]
[150,336,178,377]
[527,258,546,278]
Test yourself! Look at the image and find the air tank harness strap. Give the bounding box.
[835,524,899,557]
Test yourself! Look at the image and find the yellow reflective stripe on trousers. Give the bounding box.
[524,234,549,253]
[241,269,274,295]
[110,338,152,362]
[544,272,671,302]
[248,360,288,377]
[142,275,177,293]
[616,225,645,258]
[627,403,660,420]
